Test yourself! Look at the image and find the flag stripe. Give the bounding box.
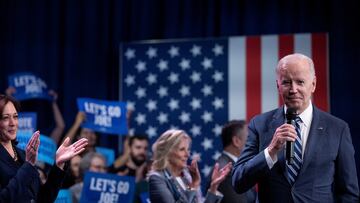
[278,35,294,106]
[228,33,329,121]
[261,35,279,113]
[229,37,246,120]
[295,33,312,57]
[246,36,262,121]
[311,33,329,112]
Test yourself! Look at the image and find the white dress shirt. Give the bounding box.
[265,102,313,169]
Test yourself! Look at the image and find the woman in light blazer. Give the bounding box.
[149,129,231,203]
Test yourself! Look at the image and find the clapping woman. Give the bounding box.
[0,94,88,203]
[149,129,231,203]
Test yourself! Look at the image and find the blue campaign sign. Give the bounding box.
[18,112,37,133]
[80,172,135,203]
[8,72,52,101]
[55,189,72,203]
[16,131,57,165]
[77,98,128,135]
[140,192,150,203]
[95,147,115,166]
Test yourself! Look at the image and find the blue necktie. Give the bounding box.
[286,116,302,185]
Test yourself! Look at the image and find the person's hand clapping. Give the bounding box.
[25,131,41,166]
[188,157,201,189]
[209,162,232,194]
[55,137,88,170]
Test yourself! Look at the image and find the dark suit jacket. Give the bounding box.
[232,106,359,203]
[0,144,66,203]
[149,169,222,203]
[215,153,256,203]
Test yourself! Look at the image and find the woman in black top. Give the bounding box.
[0,94,88,203]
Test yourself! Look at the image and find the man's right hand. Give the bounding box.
[267,123,297,159]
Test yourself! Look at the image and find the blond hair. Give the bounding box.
[151,129,191,171]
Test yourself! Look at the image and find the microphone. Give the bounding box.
[285,108,297,164]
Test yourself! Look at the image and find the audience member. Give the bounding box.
[62,154,82,188]
[208,120,256,203]
[64,111,98,155]
[149,129,232,203]
[112,134,149,182]
[69,152,107,203]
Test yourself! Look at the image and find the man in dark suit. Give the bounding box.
[212,120,256,203]
[232,53,359,202]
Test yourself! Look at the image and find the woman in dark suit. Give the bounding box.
[149,129,231,203]
[0,94,88,203]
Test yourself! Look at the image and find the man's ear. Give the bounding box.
[311,76,317,93]
[232,135,241,147]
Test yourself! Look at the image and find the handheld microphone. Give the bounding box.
[285,108,297,164]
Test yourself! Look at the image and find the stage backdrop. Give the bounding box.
[119,33,329,188]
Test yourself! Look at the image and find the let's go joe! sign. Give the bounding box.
[77,98,128,135]
[8,72,52,101]
[80,172,135,203]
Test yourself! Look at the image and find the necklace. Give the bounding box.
[11,144,18,161]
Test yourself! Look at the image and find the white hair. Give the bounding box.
[276,53,316,78]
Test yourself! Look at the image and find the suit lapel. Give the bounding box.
[266,106,327,184]
[300,107,326,173]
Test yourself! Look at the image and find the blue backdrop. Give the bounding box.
[0,0,359,185]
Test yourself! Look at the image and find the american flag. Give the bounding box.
[120,33,329,188]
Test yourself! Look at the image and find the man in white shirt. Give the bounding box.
[232,53,359,202]
[210,120,256,203]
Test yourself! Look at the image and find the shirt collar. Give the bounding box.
[284,101,313,127]
[223,150,238,162]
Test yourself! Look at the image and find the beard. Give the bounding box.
[131,153,146,166]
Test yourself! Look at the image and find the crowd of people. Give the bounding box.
[0,53,358,203]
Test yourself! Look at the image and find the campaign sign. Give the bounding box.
[55,189,72,203]
[77,98,128,135]
[18,112,37,133]
[140,192,150,203]
[8,72,51,101]
[95,147,115,166]
[16,131,57,165]
[80,172,135,203]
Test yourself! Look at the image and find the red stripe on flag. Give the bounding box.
[312,33,329,112]
[246,36,261,121]
[278,35,294,106]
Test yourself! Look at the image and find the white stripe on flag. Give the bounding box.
[229,37,246,120]
[295,34,312,58]
[228,33,325,121]
[261,35,279,113]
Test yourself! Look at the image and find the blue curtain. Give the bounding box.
[1,0,360,182]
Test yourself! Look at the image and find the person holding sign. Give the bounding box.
[149,129,232,203]
[6,87,66,144]
[0,94,88,203]
[64,111,98,154]
[69,152,107,203]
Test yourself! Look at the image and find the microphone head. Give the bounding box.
[286,107,298,121]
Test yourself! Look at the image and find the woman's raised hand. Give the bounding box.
[25,131,41,166]
[55,137,88,169]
